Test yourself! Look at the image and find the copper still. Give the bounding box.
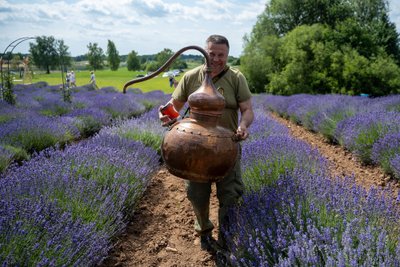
[123,46,238,183]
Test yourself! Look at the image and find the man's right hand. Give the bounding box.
[159,105,178,127]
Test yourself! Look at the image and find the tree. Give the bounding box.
[56,39,72,72]
[106,40,120,71]
[241,0,400,95]
[156,48,174,69]
[29,36,59,74]
[155,48,186,70]
[127,50,141,71]
[87,42,104,70]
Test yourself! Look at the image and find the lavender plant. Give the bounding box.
[225,170,400,266]
[66,107,112,138]
[1,186,112,266]
[335,111,400,164]
[372,133,400,176]
[0,114,80,154]
[1,130,160,265]
[247,97,289,141]
[391,154,400,180]
[242,135,327,191]
[101,107,169,153]
[0,145,14,173]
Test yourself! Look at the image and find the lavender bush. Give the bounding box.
[372,133,400,176]
[0,114,80,154]
[225,171,400,266]
[1,130,160,265]
[249,96,289,141]
[242,135,328,191]
[335,111,400,164]
[1,173,115,266]
[391,154,400,180]
[0,145,14,173]
[101,106,171,153]
[66,107,112,138]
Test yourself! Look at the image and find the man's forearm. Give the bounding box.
[239,109,254,128]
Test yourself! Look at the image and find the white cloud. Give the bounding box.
[388,0,400,32]
[0,0,267,57]
[2,0,398,58]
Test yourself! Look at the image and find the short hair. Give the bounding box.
[206,35,229,50]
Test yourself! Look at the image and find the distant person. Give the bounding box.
[65,71,71,88]
[89,71,98,89]
[168,73,176,88]
[70,71,76,87]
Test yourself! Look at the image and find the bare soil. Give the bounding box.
[101,112,399,267]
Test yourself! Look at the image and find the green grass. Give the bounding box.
[15,67,188,94]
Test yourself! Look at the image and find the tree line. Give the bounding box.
[241,0,400,96]
[16,36,196,74]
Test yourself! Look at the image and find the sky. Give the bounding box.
[0,0,400,58]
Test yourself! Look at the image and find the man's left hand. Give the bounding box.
[234,126,249,141]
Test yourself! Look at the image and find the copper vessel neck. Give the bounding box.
[123,46,225,123]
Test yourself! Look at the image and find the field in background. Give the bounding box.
[12,60,240,94]
[14,67,184,94]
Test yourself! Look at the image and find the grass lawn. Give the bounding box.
[15,67,187,94]
[13,61,241,94]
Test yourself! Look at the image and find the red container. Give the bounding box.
[161,103,180,119]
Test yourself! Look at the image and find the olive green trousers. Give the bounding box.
[185,150,244,241]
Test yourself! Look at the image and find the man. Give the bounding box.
[158,34,254,254]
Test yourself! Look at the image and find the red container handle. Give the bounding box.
[161,103,180,119]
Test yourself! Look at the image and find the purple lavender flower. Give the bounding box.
[372,133,400,175]
[0,114,80,153]
[391,154,400,180]
[101,107,166,153]
[335,111,400,163]
[65,107,112,138]
[224,170,400,266]
[242,135,328,190]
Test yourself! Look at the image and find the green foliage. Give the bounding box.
[2,72,16,105]
[121,130,162,154]
[106,40,120,71]
[153,49,187,71]
[87,42,104,70]
[29,36,70,74]
[241,35,282,93]
[242,0,400,96]
[57,39,72,70]
[127,50,141,71]
[74,116,104,138]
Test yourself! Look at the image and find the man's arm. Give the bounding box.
[235,98,254,140]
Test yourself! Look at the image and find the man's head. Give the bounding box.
[205,35,229,77]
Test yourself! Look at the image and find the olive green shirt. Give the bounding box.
[172,65,252,131]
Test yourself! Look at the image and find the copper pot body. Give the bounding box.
[124,45,239,183]
[161,118,238,182]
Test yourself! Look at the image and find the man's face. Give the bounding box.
[206,42,229,77]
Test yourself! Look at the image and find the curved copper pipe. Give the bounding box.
[123,45,211,93]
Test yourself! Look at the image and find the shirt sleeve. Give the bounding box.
[237,72,252,103]
[172,74,189,102]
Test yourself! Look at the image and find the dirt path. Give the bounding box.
[270,113,399,195]
[101,113,399,267]
[101,168,220,267]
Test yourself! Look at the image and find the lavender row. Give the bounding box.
[261,94,400,179]
[223,96,400,265]
[225,171,400,266]
[0,110,162,265]
[0,83,168,173]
